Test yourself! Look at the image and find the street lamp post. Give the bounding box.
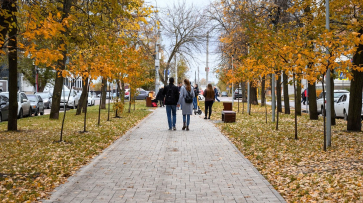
[231,55,234,106]
[325,0,331,149]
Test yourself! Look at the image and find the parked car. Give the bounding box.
[234,88,242,99]
[88,92,95,106]
[0,92,32,118]
[76,91,82,101]
[0,94,9,122]
[35,92,52,109]
[317,90,349,115]
[334,93,363,120]
[135,90,149,100]
[27,94,45,116]
[60,90,79,109]
[221,91,228,97]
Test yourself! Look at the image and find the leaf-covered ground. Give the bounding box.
[0,101,151,202]
[202,101,363,202]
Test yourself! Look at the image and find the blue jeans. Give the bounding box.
[183,114,190,126]
[166,105,177,129]
[215,94,220,102]
[193,97,197,109]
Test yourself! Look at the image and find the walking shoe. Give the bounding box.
[204,117,207,119]
[173,126,176,131]
[168,128,172,131]
[186,126,189,131]
[208,117,210,119]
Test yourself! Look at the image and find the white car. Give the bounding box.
[316,90,349,115]
[334,93,363,120]
[0,92,32,118]
[88,92,95,106]
[60,90,79,109]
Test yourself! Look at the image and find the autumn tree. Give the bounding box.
[159,1,207,85]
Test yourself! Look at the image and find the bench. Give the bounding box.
[223,102,232,111]
[222,111,236,123]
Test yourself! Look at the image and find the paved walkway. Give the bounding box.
[43,108,285,203]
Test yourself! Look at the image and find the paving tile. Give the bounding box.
[41,108,285,203]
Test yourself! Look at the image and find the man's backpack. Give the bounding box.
[165,86,175,104]
[185,90,193,103]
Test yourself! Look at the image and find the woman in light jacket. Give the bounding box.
[178,79,194,131]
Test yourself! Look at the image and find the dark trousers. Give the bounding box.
[205,101,214,118]
[159,100,164,107]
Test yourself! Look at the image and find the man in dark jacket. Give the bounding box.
[162,77,180,130]
[156,87,164,107]
[214,86,220,102]
[193,84,199,109]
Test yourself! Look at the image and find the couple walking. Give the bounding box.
[162,77,195,131]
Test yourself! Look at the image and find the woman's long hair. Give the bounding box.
[205,84,214,98]
[184,79,191,92]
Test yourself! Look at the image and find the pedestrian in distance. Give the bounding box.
[177,82,182,110]
[214,86,220,102]
[193,84,199,110]
[178,79,194,131]
[203,84,215,119]
[162,77,180,131]
[156,87,165,107]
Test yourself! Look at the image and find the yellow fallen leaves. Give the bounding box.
[0,101,150,202]
[203,102,363,202]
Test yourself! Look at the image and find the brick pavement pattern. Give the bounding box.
[43,107,285,203]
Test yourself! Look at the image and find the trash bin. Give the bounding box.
[223,102,232,111]
[146,96,152,107]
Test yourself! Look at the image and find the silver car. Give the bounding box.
[0,92,32,118]
[27,94,45,116]
[35,92,52,109]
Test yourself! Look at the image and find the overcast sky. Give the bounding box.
[147,0,220,84]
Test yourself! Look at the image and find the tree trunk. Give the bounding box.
[241,81,247,102]
[49,0,72,120]
[347,29,363,131]
[261,76,265,106]
[76,77,88,115]
[283,72,290,114]
[101,78,107,109]
[308,82,318,120]
[250,86,258,105]
[296,79,301,116]
[121,79,125,104]
[330,74,336,125]
[276,73,282,112]
[128,89,132,113]
[6,0,18,131]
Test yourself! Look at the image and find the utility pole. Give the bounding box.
[247,45,250,115]
[175,53,177,83]
[195,71,196,85]
[272,74,275,122]
[175,33,178,83]
[198,67,200,86]
[155,30,160,95]
[325,0,331,148]
[206,32,209,84]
